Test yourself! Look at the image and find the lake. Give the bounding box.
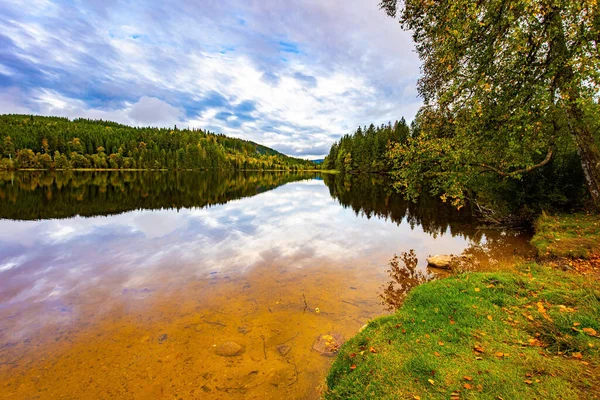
[0,171,532,399]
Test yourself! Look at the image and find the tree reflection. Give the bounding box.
[379,250,434,311]
[0,170,318,220]
[322,173,476,239]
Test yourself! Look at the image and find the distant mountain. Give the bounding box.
[311,159,325,164]
[0,114,318,171]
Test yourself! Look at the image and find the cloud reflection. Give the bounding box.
[0,179,475,338]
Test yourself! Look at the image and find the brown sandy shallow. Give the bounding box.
[0,260,389,400]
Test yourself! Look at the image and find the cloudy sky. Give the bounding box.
[0,0,421,158]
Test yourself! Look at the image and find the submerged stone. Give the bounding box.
[215,341,245,357]
[312,332,344,356]
[277,344,291,356]
[237,325,252,334]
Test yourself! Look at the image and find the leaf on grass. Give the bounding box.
[438,341,444,346]
[495,352,504,358]
[350,364,357,370]
[474,288,481,292]
[434,351,441,357]
[524,380,533,385]
[487,315,493,321]
[573,322,581,327]
[464,383,473,389]
[474,345,485,353]
[464,376,473,381]
[572,352,583,359]
[369,347,377,353]
[428,379,435,385]
[583,328,597,336]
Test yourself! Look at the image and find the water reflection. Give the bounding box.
[0,171,531,399]
[379,250,434,311]
[0,170,318,220]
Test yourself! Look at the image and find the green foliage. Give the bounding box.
[323,119,410,172]
[0,114,318,171]
[326,264,600,399]
[380,0,600,207]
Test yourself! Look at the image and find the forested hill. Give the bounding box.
[0,114,317,171]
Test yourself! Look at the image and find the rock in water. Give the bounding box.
[277,344,291,356]
[215,341,245,357]
[426,255,453,269]
[312,333,344,356]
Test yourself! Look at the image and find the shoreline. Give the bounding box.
[325,213,600,399]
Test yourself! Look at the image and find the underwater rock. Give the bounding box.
[277,344,291,356]
[215,341,245,357]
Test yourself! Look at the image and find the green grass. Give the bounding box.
[325,264,600,399]
[531,212,600,258]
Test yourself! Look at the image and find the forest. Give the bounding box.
[0,114,318,171]
[323,0,600,219]
[322,118,410,173]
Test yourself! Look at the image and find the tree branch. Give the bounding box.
[474,145,554,177]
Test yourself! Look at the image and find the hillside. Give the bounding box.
[0,114,317,171]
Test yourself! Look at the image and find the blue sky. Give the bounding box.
[0,0,421,158]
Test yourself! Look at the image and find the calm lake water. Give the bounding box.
[0,171,532,399]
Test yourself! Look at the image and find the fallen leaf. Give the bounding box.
[450,320,455,325]
[413,396,420,400]
[487,315,493,321]
[524,380,533,385]
[474,288,481,292]
[464,383,473,389]
[349,353,356,358]
[474,345,485,353]
[438,341,444,346]
[573,322,581,327]
[572,352,583,359]
[495,352,504,358]
[428,379,435,385]
[350,364,357,370]
[583,328,597,336]
[464,376,473,381]
[434,351,441,357]
[369,347,377,353]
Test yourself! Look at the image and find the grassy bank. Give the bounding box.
[531,212,600,258]
[326,214,600,399]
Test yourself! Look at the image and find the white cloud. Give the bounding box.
[0,0,423,157]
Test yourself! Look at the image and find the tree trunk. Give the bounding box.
[567,102,600,207]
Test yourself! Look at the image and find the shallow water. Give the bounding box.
[0,171,532,399]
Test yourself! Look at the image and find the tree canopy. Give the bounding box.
[323,119,410,172]
[380,0,600,207]
[0,114,317,171]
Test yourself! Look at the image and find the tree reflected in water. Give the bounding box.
[0,170,319,220]
[379,250,435,311]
